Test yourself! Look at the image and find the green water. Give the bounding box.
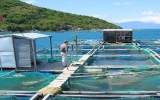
[68,71,160,91]
[0,96,30,100]
[0,71,59,91]
[84,55,158,66]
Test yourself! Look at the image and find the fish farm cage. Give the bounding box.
[1,31,160,99]
[1,39,159,100]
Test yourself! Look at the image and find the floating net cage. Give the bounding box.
[67,71,160,91]
[37,48,89,55]
[48,43,160,100]
[0,71,60,91]
[37,55,82,63]
[0,96,30,100]
[36,48,83,62]
[135,39,160,50]
[2,39,160,99]
[51,67,160,100]
[104,45,137,49]
[96,49,147,55]
[83,55,159,66]
[48,69,160,100]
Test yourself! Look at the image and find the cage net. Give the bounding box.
[1,44,160,100]
[0,71,59,91]
[47,65,160,99]
[49,71,160,100]
[104,45,137,49]
[84,56,157,66]
[0,96,29,100]
[37,49,82,63]
[66,67,160,92]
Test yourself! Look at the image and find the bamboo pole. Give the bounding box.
[57,94,154,98]
[0,90,36,94]
[42,94,52,100]
[69,73,135,79]
[0,94,34,96]
[30,93,39,100]
[62,91,159,95]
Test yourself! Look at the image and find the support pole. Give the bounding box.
[0,59,2,72]
[30,93,39,100]
[62,91,159,95]
[74,35,78,61]
[32,40,37,71]
[42,94,51,100]
[49,36,53,59]
[71,44,74,61]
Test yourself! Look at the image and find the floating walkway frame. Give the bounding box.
[30,44,160,99]
[31,49,96,99]
[31,46,102,99]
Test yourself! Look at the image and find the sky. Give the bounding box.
[20,0,160,25]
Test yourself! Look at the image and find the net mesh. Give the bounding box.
[104,45,137,49]
[37,55,82,62]
[84,54,159,66]
[1,42,160,100]
[0,96,30,100]
[0,71,59,91]
[65,71,160,92]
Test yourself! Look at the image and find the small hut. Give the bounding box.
[0,33,53,71]
[103,29,133,43]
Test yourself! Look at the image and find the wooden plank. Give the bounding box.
[42,94,51,100]
[69,73,135,79]
[83,65,160,69]
[62,91,159,95]
[57,94,154,98]
[30,93,39,100]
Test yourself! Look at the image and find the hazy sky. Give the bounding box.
[20,0,160,24]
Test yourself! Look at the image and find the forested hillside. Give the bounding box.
[0,0,122,32]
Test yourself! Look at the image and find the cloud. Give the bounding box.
[114,16,160,24]
[22,0,36,4]
[113,11,160,24]
[142,11,154,15]
[113,2,132,5]
[142,11,160,16]
[113,2,121,5]
[139,16,160,23]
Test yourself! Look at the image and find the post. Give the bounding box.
[49,36,53,59]
[74,35,78,61]
[32,40,37,71]
[0,59,2,72]
[71,44,74,61]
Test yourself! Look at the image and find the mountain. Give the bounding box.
[115,21,160,29]
[0,0,121,32]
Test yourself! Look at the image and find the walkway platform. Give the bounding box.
[34,54,92,99]
[16,62,71,73]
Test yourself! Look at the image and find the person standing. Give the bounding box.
[60,40,69,67]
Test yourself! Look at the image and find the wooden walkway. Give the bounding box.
[48,55,91,87]
[16,62,71,73]
[32,54,91,100]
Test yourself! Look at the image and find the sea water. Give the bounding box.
[36,29,160,50]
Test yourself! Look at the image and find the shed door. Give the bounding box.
[14,39,31,67]
[0,37,16,68]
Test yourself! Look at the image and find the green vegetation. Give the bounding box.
[0,0,122,32]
